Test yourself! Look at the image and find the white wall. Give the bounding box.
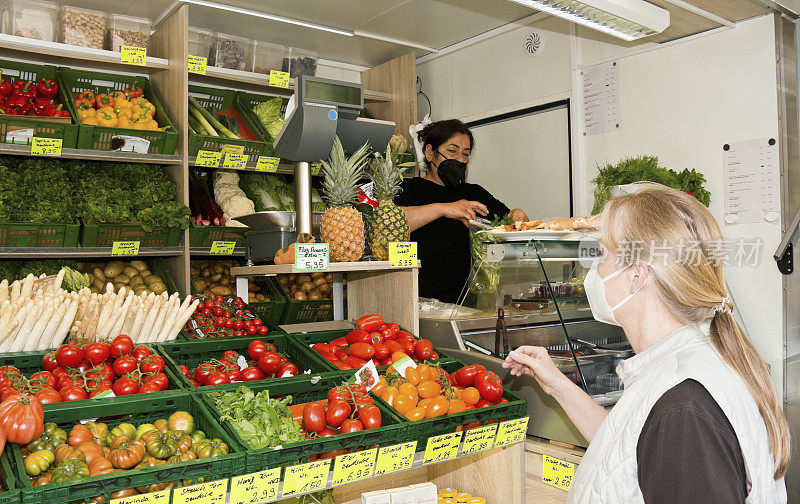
[417,14,785,396]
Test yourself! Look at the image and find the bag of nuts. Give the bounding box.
[60,5,106,49]
[107,14,151,52]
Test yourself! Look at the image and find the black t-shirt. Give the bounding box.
[395,177,509,303]
[637,379,747,503]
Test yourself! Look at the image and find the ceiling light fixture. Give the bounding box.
[506,0,670,41]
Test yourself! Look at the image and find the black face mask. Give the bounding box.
[434,151,467,187]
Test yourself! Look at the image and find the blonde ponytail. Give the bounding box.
[601,183,791,480]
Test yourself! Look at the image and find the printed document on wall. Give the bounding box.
[581,61,620,135]
[723,138,779,225]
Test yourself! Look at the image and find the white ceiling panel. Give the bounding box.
[312,36,417,67]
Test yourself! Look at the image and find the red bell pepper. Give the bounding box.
[14,82,37,100]
[4,95,27,110]
[36,78,58,99]
[55,109,71,118]
[125,85,143,98]
[34,97,54,112]
[0,78,11,98]
[40,103,67,117]
[20,102,36,115]
[11,79,28,95]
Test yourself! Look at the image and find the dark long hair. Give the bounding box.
[417,119,474,170]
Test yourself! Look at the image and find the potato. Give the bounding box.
[317,283,331,297]
[130,260,148,272]
[324,273,333,282]
[212,263,224,274]
[300,282,315,293]
[123,266,139,278]
[144,274,162,286]
[292,290,307,301]
[295,275,311,285]
[211,273,222,282]
[219,277,230,286]
[140,270,152,278]
[87,273,95,284]
[90,286,101,294]
[194,279,208,292]
[93,268,105,282]
[113,282,126,291]
[130,273,144,285]
[133,286,147,296]
[150,282,167,295]
[201,267,212,278]
[310,272,324,279]
[115,274,130,285]
[307,290,322,300]
[210,286,232,296]
[278,276,289,286]
[190,266,198,276]
[92,278,105,290]
[313,277,326,286]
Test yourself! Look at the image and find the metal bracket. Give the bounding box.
[776,242,794,275]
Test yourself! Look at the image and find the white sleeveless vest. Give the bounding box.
[566,322,787,503]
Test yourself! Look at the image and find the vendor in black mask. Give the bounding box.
[396,119,527,303]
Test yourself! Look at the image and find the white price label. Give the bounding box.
[295,243,329,271]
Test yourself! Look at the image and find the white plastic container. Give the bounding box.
[188,26,213,60]
[281,46,318,77]
[107,13,150,51]
[0,0,58,41]
[251,40,285,75]
[59,5,106,49]
[209,32,250,71]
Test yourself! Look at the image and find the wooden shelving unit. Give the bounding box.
[0,143,182,165]
[189,247,246,257]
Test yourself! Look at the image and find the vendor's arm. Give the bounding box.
[503,346,607,441]
[401,200,489,232]
[509,208,528,222]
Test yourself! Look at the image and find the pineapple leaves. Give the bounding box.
[320,137,372,208]
[369,146,408,202]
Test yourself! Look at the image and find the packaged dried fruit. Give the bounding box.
[208,32,250,71]
[107,13,151,51]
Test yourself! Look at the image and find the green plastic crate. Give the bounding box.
[57,68,178,154]
[0,59,78,148]
[80,221,182,248]
[236,91,288,146]
[158,334,346,394]
[178,293,284,339]
[80,258,180,296]
[375,361,527,450]
[188,85,270,162]
[201,375,406,472]
[289,329,457,373]
[188,224,246,248]
[11,393,240,504]
[0,344,186,407]
[0,451,20,504]
[247,277,287,326]
[0,223,79,247]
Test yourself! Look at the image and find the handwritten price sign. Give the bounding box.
[111,241,140,256]
[223,153,248,170]
[331,448,377,486]
[255,156,280,172]
[229,468,281,504]
[423,432,462,465]
[110,488,170,504]
[542,455,574,491]
[495,417,529,447]
[374,441,417,476]
[282,460,331,497]
[461,424,498,456]
[188,55,207,74]
[295,243,329,271]
[210,241,236,255]
[172,479,227,504]
[269,70,290,89]
[121,46,146,66]
[196,150,222,167]
[30,137,62,157]
[389,242,417,268]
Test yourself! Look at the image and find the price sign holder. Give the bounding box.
[223,153,248,170]
[229,468,281,504]
[389,242,417,267]
[331,448,377,486]
[269,70,290,88]
[111,241,140,256]
[374,441,417,476]
[110,488,170,504]
[172,479,227,504]
[542,455,574,491]
[188,55,207,74]
[282,459,331,497]
[210,241,236,255]
[196,150,222,167]
[120,45,146,66]
[255,156,280,172]
[461,424,498,456]
[423,432,462,465]
[495,417,529,447]
[295,243,329,271]
[30,137,62,157]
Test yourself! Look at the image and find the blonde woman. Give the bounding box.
[504,184,789,503]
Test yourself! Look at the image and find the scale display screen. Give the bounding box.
[304,80,362,107]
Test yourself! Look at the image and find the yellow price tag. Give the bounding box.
[220,144,245,156]
[223,153,248,170]
[229,468,281,504]
[461,424,498,456]
[542,455,574,491]
[423,432,462,465]
[282,459,331,497]
[210,241,236,255]
[495,417,529,447]
[111,241,140,256]
[120,45,146,66]
[30,137,62,157]
[389,242,417,268]
[310,162,322,176]
[188,55,207,75]
[374,441,416,476]
[269,70,290,88]
[196,150,222,167]
[255,156,280,172]
[171,479,227,504]
[331,448,377,486]
[110,488,170,504]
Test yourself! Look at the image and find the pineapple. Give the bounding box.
[320,137,371,262]
[368,147,410,260]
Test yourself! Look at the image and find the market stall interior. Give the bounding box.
[1,0,799,502]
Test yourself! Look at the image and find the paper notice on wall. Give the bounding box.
[581,61,620,135]
[723,138,780,225]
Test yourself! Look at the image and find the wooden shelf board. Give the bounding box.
[231,260,419,276]
[189,247,246,257]
[0,33,169,70]
[193,66,391,101]
[0,247,184,258]
[0,142,182,165]
[188,158,299,174]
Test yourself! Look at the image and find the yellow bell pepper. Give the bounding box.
[78,107,96,121]
[143,118,159,130]
[117,116,130,129]
[111,90,127,102]
[128,121,146,130]
[116,106,133,120]
[97,110,118,128]
[83,116,100,126]
[98,106,115,115]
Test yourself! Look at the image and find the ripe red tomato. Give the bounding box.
[340,419,364,433]
[453,365,485,387]
[144,372,169,391]
[414,340,434,361]
[29,371,55,389]
[302,402,326,433]
[112,356,138,377]
[131,345,153,362]
[343,356,367,369]
[138,382,161,394]
[311,343,335,355]
[224,319,234,329]
[345,330,371,345]
[178,365,191,380]
[348,342,375,361]
[276,363,298,378]
[99,363,114,382]
[0,394,44,444]
[257,352,281,375]
[386,323,400,334]
[194,363,219,385]
[60,386,88,401]
[245,325,256,335]
[331,337,348,348]
[139,355,165,374]
[241,366,265,381]
[215,317,225,327]
[226,370,242,382]
[89,385,112,398]
[258,325,269,335]
[474,371,503,402]
[206,300,216,309]
[475,399,492,408]
[372,342,390,360]
[397,339,415,355]
[384,340,404,356]
[318,427,337,438]
[206,372,230,386]
[42,352,58,372]
[112,377,139,396]
[55,345,84,368]
[213,306,224,317]
[34,389,61,404]
[233,320,243,330]
[325,400,351,427]
[202,308,211,318]
[357,405,382,429]
[110,335,133,358]
[355,314,384,332]
[252,318,262,326]
[84,343,110,365]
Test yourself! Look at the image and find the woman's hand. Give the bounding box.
[503,346,570,396]
[509,208,528,222]
[440,200,488,225]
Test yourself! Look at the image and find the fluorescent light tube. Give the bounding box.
[507,0,670,41]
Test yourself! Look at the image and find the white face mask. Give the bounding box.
[584,259,648,326]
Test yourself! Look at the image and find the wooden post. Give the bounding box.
[361,52,418,145]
